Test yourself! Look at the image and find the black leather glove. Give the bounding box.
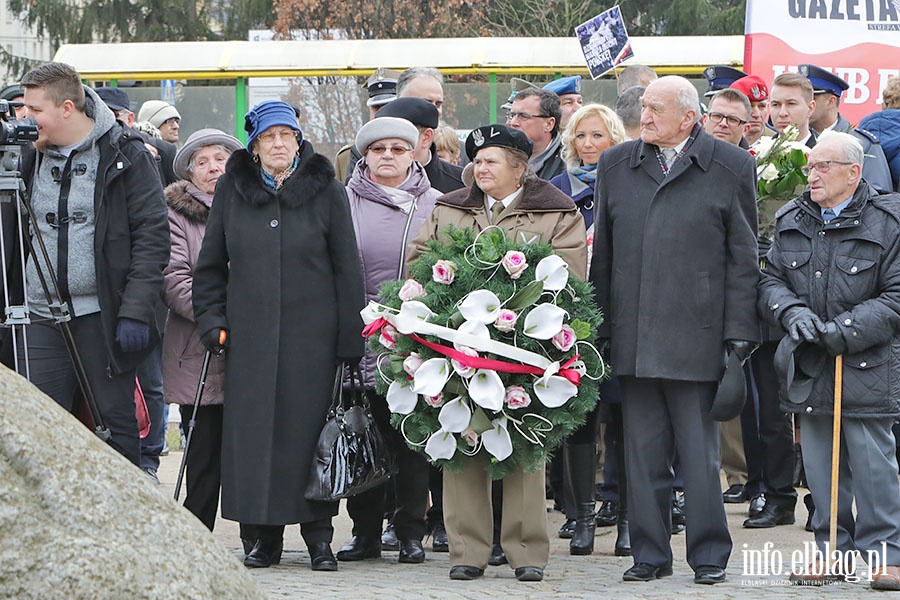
[200,328,228,355]
[726,339,757,363]
[781,306,827,343]
[819,321,847,357]
[116,317,150,353]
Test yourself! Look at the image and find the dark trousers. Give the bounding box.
[17,313,140,466]
[180,403,223,531]
[739,363,765,495]
[137,343,165,471]
[620,377,731,570]
[345,392,429,541]
[750,341,797,509]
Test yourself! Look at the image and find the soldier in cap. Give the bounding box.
[730,75,774,147]
[800,63,893,193]
[703,66,748,98]
[543,76,583,128]
[333,68,400,182]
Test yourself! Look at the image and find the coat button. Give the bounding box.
[791,260,797,267]
[860,361,867,367]
[850,266,858,273]
[815,271,822,278]
[270,219,279,228]
[805,406,813,413]
[844,318,852,325]
[772,303,779,309]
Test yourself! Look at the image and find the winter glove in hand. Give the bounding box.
[819,321,848,357]
[726,339,757,363]
[116,318,150,353]
[200,328,228,355]
[781,306,827,343]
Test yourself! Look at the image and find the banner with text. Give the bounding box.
[576,6,633,80]
[744,1,900,124]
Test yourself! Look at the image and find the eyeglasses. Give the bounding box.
[257,130,298,144]
[707,112,748,127]
[367,145,413,156]
[801,160,854,176]
[506,111,551,122]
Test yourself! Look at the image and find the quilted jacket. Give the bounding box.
[759,181,900,418]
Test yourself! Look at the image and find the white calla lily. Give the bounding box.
[393,300,437,334]
[360,301,387,325]
[438,397,472,433]
[425,430,457,461]
[411,358,451,397]
[386,381,418,414]
[482,418,513,461]
[458,289,502,324]
[454,319,491,351]
[534,255,569,291]
[468,369,505,411]
[523,303,567,339]
[533,375,578,408]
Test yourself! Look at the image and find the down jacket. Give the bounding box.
[160,181,225,407]
[758,181,900,418]
[859,110,900,193]
[346,160,441,389]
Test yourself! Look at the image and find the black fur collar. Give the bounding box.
[225,141,336,208]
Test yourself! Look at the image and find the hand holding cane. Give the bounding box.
[174,329,226,501]
[829,354,843,564]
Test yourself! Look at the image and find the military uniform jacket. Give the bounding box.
[832,113,893,194]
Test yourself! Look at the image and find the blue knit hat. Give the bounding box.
[244,100,302,149]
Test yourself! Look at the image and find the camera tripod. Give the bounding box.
[0,140,110,442]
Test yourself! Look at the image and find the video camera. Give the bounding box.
[0,99,37,145]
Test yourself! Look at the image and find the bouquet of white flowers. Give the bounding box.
[751,125,810,238]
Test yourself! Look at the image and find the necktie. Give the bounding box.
[823,208,836,223]
[662,148,677,169]
[491,201,504,224]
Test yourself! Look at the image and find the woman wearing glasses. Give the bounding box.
[192,100,365,572]
[337,116,442,565]
[549,103,631,557]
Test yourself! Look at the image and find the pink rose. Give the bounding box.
[425,393,445,408]
[505,385,532,410]
[461,427,479,447]
[379,323,398,350]
[551,324,577,352]
[432,260,457,285]
[501,250,528,279]
[398,278,426,301]
[451,346,478,379]
[403,352,424,376]
[493,309,518,332]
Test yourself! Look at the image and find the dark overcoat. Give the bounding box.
[590,127,760,382]
[192,142,365,525]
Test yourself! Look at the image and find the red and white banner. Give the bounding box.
[744,1,900,124]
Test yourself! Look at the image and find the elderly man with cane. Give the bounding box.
[759,130,900,589]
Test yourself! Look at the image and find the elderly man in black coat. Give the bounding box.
[759,131,900,590]
[590,76,760,585]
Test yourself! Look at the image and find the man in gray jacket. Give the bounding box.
[759,131,900,589]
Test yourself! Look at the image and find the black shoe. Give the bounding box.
[614,517,631,557]
[336,536,381,561]
[308,542,338,571]
[398,539,425,564]
[381,523,399,551]
[595,500,618,526]
[722,483,747,503]
[449,565,484,580]
[431,521,449,552]
[743,504,795,528]
[623,563,673,581]
[694,565,726,584]
[488,543,507,566]
[748,493,766,517]
[558,518,576,539]
[244,539,283,568]
[515,566,544,582]
[804,493,815,532]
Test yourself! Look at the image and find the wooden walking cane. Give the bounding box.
[829,354,843,565]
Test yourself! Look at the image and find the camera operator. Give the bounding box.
[17,62,169,466]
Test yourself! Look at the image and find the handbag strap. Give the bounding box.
[346,365,373,411]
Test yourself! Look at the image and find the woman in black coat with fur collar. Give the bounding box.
[193,101,365,571]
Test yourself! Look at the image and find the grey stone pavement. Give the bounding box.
[157,453,886,598]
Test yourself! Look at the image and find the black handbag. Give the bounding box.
[305,364,395,501]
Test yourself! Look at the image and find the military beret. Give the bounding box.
[366,67,401,107]
[465,124,533,161]
[798,64,849,97]
[703,65,749,97]
[730,75,769,102]
[543,75,582,97]
[375,97,439,129]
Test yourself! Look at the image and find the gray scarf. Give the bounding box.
[529,133,562,175]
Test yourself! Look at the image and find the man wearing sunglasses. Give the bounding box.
[506,88,565,180]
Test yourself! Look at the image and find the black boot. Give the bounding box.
[565,443,597,555]
[615,510,631,556]
[244,525,285,568]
